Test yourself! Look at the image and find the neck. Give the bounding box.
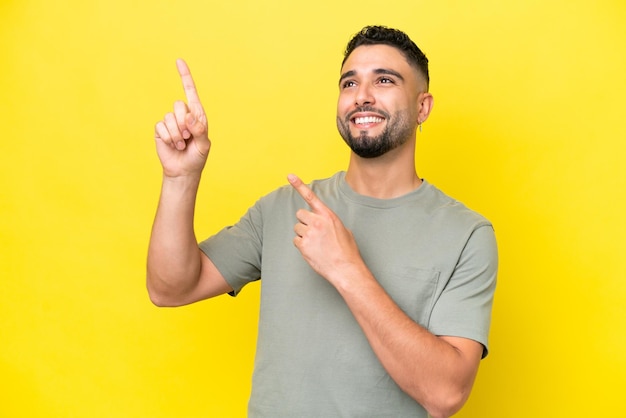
[344,140,422,199]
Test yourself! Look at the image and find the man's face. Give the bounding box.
[336,44,424,158]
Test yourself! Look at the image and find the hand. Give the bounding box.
[154,59,210,178]
[288,174,364,284]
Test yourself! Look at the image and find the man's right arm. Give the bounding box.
[146,59,233,307]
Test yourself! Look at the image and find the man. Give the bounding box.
[148,26,497,418]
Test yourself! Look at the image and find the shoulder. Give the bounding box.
[421,181,492,231]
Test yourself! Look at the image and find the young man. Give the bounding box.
[148,26,498,418]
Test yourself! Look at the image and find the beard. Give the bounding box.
[336,107,417,159]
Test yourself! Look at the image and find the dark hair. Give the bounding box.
[343,26,429,88]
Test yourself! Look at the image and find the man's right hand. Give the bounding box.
[154,59,210,178]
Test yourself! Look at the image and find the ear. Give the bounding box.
[417,92,434,125]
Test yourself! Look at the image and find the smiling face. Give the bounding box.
[336,44,429,159]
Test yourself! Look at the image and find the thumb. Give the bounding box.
[185,112,208,138]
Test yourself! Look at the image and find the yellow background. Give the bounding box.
[1,0,625,416]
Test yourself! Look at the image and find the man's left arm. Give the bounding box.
[288,174,488,418]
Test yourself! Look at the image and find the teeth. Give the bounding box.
[354,116,383,125]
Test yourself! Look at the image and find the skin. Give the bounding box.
[336,47,421,160]
[148,47,483,418]
[148,59,232,306]
[337,45,432,199]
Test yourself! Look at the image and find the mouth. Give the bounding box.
[351,115,385,129]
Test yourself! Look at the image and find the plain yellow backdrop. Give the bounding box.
[1,0,625,416]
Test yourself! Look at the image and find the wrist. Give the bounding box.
[160,173,203,202]
[330,260,374,292]
[162,171,202,185]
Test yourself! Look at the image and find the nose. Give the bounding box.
[355,83,375,106]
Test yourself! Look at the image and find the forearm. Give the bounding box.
[287,175,481,416]
[333,266,479,418]
[147,174,204,305]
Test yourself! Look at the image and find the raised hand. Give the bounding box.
[288,174,364,284]
[154,59,210,178]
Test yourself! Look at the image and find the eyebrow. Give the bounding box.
[339,68,405,85]
[339,70,356,85]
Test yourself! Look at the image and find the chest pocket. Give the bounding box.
[371,266,441,328]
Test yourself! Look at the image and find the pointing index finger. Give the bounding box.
[176,58,205,115]
[287,174,327,213]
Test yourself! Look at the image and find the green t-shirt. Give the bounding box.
[200,172,498,418]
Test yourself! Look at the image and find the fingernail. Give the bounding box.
[176,141,185,150]
[287,174,297,183]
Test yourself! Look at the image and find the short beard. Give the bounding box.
[336,108,416,159]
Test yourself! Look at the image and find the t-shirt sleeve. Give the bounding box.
[428,223,498,357]
[198,200,264,296]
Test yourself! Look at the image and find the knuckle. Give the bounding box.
[195,122,207,135]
